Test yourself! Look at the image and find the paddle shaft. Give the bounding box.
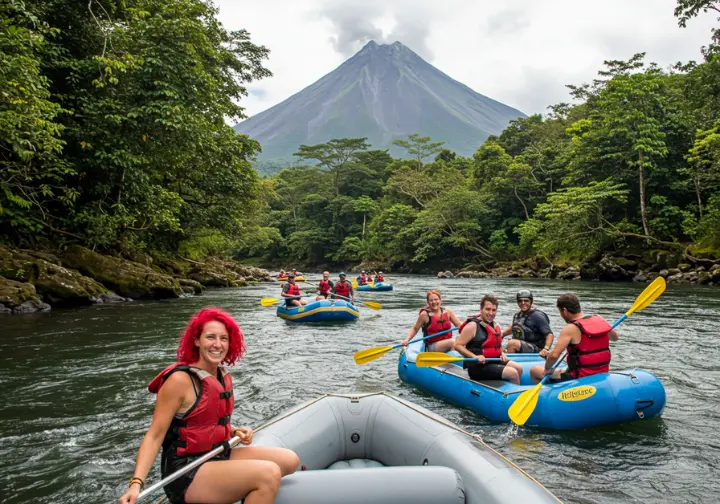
[137,436,241,501]
[398,326,457,350]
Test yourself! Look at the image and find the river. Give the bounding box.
[1,275,719,503]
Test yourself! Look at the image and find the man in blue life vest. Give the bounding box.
[502,290,554,357]
[332,272,355,304]
[281,274,307,307]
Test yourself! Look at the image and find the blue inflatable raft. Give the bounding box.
[277,299,359,322]
[356,282,393,292]
[398,341,666,430]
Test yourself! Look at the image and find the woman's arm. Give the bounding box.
[403,312,428,344]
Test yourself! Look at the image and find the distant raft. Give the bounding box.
[252,392,561,504]
[276,276,305,282]
[356,282,393,292]
[276,299,359,322]
[398,341,666,430]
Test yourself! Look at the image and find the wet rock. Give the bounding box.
[678,263,692,272]
[0,276,50,314]
[667,268,681,276]
[698,272,711,285]
[658,269,669,278]
[177,278,204,295]
[561,267,580,280]
[61,245,183,299]
[654,251,679,270]
[443,270,454,278]
[0,246,124,306]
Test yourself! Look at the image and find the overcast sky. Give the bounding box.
[214,0,718,118]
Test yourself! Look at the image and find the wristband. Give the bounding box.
[129,477,145,490]
[543,347,550,351]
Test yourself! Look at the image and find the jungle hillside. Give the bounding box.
[2,0,720,280]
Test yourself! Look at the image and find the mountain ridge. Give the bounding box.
[234,41,527,168]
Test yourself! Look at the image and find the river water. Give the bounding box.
[1,275,719,503]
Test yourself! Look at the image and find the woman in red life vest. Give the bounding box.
[530,293,618,384]
[332,272,355,304]
[401,290,461,352]
[375,272,385,282]
[315,271,334,301]
[454,294,524,384]
[281,275,307,307]
[118,308,299,504]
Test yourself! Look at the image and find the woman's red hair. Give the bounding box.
[176,308,245,365]
[426,290,442,303]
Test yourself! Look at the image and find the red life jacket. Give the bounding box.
[334,281,351,297]
[421,306,452,343]
[567,315,612,378]
[318,280,331,294]
[376,275,384,282]
[359,274,366,285]
[285,283,300,297]
[367,275,373,282]
[148,364,234,457]
[459,316,503,363]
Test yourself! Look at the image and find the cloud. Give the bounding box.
[315,0,436,59]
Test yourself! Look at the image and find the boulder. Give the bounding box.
[698,272,711,285]
[581,256,633,281]
[654,251,680,270]
[0,276,50,314]
[678,263,692,272]
[61,245,183,299]
[0,246,125,306]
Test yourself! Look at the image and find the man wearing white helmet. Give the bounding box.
[502,289,554,357]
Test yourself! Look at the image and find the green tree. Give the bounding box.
[392,133,445,169]
[516,180,629,257]
[567,56,670,237]
[294,138,370,195]
[685,119,720,216]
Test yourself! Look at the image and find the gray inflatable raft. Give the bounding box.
[251,392,561,504]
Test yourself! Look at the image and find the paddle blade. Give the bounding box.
[627,276,666,316]
[361,300,382,310]
[353,346,393,365]
[415,352,462,368]
[260,298,280,306]
[508,383,542,426]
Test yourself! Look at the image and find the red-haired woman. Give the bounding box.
[401,290,462,353]
[118,308,299,504]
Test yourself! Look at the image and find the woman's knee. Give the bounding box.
[278,449,300,475]
[256,462,282,492]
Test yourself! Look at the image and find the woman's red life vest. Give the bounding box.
[420,306,452,343]
[148,364,234,457]
[376,274,385,282]
[367,275,373,282]
[567,315,612,378]
[285,283,300,297]
[318,280,331,294]
[459,316,503,363]
[359,274,366,285]
[334,281,351,297]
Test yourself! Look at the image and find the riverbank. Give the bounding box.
[436,251,720,286]
[0,245,272,315]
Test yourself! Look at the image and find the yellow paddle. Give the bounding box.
[354,327,457,365]
[260,295,310,306]
[416,352,501,367]
[508,276,667,426]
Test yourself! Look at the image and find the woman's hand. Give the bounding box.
[401,339,409,347]
[118,483,141,504]
[475,355,486,364]
[233,427,253,445]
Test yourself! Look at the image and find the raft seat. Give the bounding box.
[274,466,465,504]
[327,458,384,469]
